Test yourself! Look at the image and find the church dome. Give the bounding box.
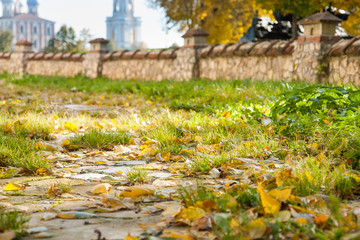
[27,0,38,6]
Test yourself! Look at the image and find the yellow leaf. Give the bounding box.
[248,218,267,239]
[345,173,360,183]
[2,124,14,134]
[162,230,193,240]
[295,217,307,226]
[257,184,281,215]
[64,122,77,132]
[36,168,52,176]
[120,185,156,198]
[176,206,206,225]
[95,161,106,165]
[124,234,140,240]
[61,139,71,147]
[194,136,203,142]
[222,112,231,118]
[269,188,292,202]
[139,148,157,157]
[291,206,315,214]
[4,183,24,191]
[94,122,102,129]
[314,215,328,226]
[91,183,112,195]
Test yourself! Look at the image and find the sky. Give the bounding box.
[36,0,184,48]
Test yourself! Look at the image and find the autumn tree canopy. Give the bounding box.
[149,0,269,44]
[151,0,359,44]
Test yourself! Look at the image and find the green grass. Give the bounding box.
[70,129,131,150]
[3,74,360,238]
[126,168,148,184]
[0,210,29,239]
[0,133,48,173]
[5,74,310,113]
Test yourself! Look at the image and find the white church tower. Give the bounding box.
[106,0,141,50]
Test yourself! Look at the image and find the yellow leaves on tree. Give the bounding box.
[150,0,270,44]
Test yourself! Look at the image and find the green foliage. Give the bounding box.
[0,210,29,239]
[5,74,309,114]
[127,168,149,184]
[0,133,48,173]
[70,129,131,150]
[45,25,78,53]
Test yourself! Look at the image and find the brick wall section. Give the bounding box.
[0,39,360,84]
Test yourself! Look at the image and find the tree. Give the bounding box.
[256,0,330,39]
[149,0,265,44]
[0,30,13,52]
[330,1,360,36]
[76,28,92,52]
[256,0,360,38]
[56,25,77,52]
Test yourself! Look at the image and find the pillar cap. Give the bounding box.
[182,28,209,38]
[89,38,109,44]
[15,40,33,46]
[298,12,343,25]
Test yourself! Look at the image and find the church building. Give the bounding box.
[0,0,55,51]
[106,0,141,50]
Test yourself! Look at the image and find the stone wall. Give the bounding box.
[198,41,295,81]
[327,38,360,85]
[26,53,85,77]
[102,47,197,81]
[0,38,360,85]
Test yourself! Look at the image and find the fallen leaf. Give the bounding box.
[139,147,157,157]
[91,183,112,195]
[176,206,206,225]
[257,184,281,214]
[314,215,328,226]
[36,168,52,176]
[295,217,307,226]
[248,218,267,239]
[120,185,156,198]
[269,188,292,202]
[101,195,135,209]
[4,183,24,191]
[222,112,231,118]
[64,122,77,132]
[124,234,140,240]
[61,139,71,147]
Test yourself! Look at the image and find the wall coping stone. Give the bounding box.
[328,37,360,56]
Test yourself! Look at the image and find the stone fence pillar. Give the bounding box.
[293,12,342,82]
[176,28,209,80]
[9,41,33,74]
[83,38,109,78]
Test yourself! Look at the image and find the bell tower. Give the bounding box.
[1,0,14,17]
[106,0,141,50]
[113,0,134,16]
[27,0,39,16]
